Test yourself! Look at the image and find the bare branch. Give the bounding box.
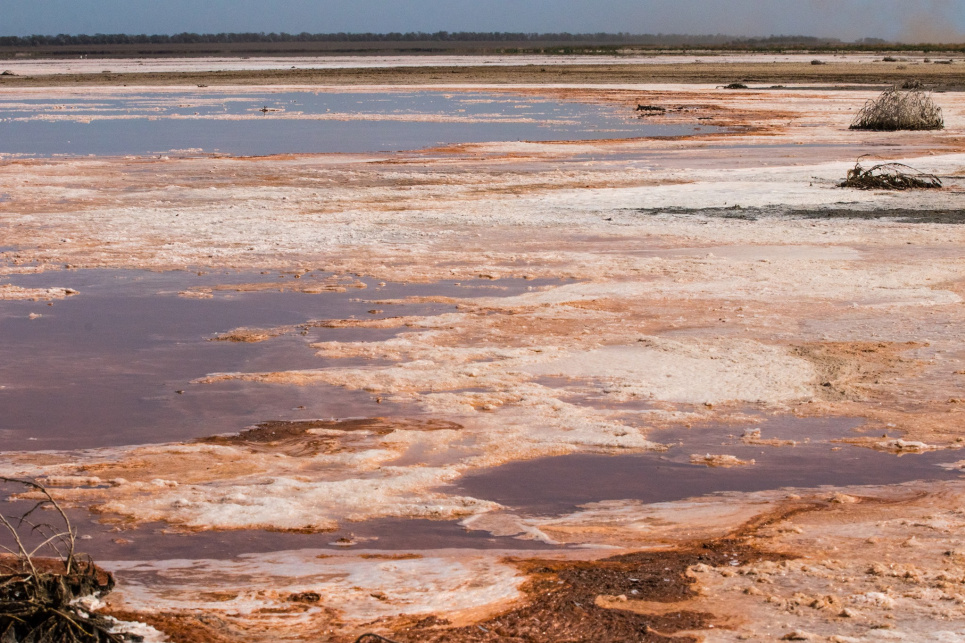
[0,477,126,642]
[840,159,942,190]
[0,477,76,573]
[0,512,38,579]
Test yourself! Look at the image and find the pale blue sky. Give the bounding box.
[5,0,965,42]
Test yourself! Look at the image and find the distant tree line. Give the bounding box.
[0,31,890,48]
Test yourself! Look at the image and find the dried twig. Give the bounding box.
[0,478,130,642]
[839,158,942,190]
[354,634,403,643]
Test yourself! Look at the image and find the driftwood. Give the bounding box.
[839,159,942,190]
[0,478,132,643]
[850,87,943,131]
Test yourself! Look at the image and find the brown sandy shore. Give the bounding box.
[4,69,965,641]
[2,60,965,88]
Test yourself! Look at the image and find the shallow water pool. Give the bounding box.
[0,269,557,450]
[455,415,965,515]
[0,89,714,157]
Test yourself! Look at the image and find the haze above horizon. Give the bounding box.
[5,0,965,44]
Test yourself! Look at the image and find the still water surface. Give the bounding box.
[0,269,554,450]
[0,90,713,156]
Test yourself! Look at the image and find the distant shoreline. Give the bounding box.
[2,36,965,60]
[2,58,965,90]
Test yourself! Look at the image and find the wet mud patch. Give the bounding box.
[791,341,922,402]
[395,512,799,643]
[627,206,965,224]
[455,416,964,516]
[397,556,712,642]
[198,417,464,457]
[788,207,965,224]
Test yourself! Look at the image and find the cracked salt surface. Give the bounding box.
[103,549,526,630]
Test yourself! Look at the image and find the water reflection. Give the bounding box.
[0,90,715,157]
[0,269,555,450]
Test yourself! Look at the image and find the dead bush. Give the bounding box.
[0,478,133,643]
[850,86,943,131]
[839,159,942,190]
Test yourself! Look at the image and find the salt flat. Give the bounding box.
[2,70,965,641]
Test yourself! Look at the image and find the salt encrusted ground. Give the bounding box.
[3,79,965,641]
[0,53,889,77]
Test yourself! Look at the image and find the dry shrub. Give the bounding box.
[0,478,133,643]
[850,86,943,131]
[840,159,942,190]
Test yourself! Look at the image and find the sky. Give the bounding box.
[5,0,965,42]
